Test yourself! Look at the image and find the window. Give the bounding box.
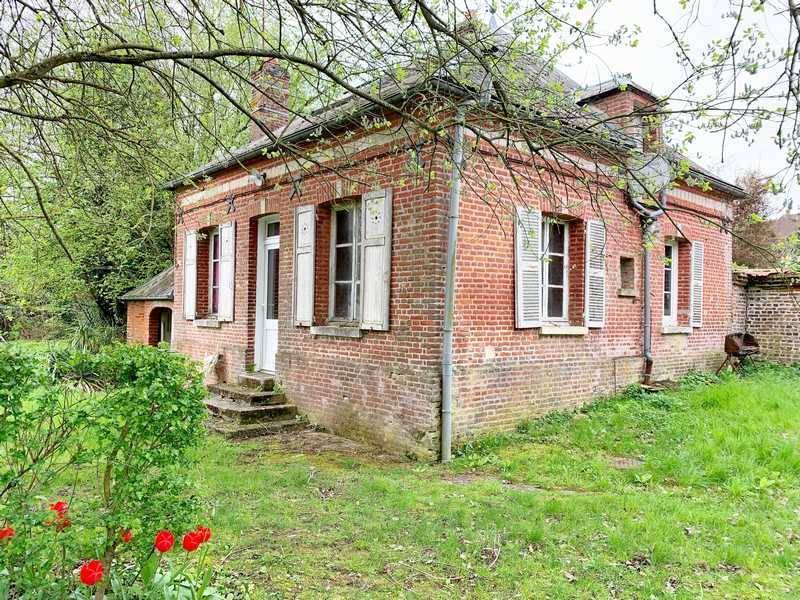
[209,228,221,315]
[542,220,568,321]
[663,241,678,325]
[331,204,361,321]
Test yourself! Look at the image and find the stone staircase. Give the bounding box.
[205,372,305,439]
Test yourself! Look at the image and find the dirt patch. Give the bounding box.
[251,428,402,462]
[443,473,595,495]
[442,472,494,486]
[607,455,644,470]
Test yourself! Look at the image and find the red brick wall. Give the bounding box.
[125,301,173,345]
[169,117,734,454]
[449,150,733,439]
[172,133,450,455]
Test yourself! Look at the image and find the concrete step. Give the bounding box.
[207,383,285,406]
[237,372,275,391]
[209,418,307,440]
[204,397,297,424]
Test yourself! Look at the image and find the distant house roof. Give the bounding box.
[120,267,174,302]
[771,213,800,239]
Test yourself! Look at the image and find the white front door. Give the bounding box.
[255,217,280,372]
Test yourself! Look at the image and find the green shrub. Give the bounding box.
[0,344,211,598]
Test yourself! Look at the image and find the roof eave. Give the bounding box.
[686,168,746,199]
[162,82,440,191]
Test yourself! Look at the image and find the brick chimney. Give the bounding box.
[579,80,664,151]
[249,59,290,141]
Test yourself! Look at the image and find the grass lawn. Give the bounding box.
[193,366,800,599]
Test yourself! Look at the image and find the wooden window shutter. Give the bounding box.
[293,204,316,326]
[218,221,236,322]
[183,230,197,320]
[514,205,542,328]
[690,241,704,327]
[360,189,392,330]
[585,219,607,328]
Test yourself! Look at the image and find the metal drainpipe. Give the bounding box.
[641,217,656,383]
[631,191,665,385]
[441,105,467,463]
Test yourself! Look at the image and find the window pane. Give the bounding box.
[266,248,279,320]
[334,283,352,319]
[212,260,220,288]
[547,287,564,318]
[335,209,353,245]
[267,221,280,237]
[335,246,353,281]
[548,223,565,254]
[212,233,220,260]
[548,256,564,286]
[664,292,672,316]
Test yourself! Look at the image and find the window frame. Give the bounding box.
[208,227,221,316]
[662,240,679,326]
[541,218,569,323]
[329,202,362,323]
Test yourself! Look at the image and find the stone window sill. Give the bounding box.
[310,325,362,338]
[662,325,692,335]
[618,287,637,298]
[195,318,221,329]
[540,325,589,336]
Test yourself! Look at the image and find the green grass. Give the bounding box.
[189,365,800,599]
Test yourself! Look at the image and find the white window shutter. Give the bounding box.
[360,189,392,330]
[585,219,607,328]
[293,204,315,326]
[218,221,236,322]
[515,205,542,328]
[183,230,197,320]
[690,241,704,327]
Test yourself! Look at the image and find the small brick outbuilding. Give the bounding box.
[121,267,174,348]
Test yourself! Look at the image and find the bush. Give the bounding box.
[0,344,212,598]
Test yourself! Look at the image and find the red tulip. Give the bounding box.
[49,501,68,519]
[79,559,104,586]
[182,531,202,552]
[154,530,174,553]
[0,527,13,542]
[195,525,212,544]
[121,529,133,543]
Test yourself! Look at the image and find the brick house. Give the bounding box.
[127,54,745,457]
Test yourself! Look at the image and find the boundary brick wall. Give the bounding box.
[732,273,800,364]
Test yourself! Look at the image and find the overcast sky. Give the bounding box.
[552,1,797,214]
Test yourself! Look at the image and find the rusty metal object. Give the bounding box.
[717,333,760,374]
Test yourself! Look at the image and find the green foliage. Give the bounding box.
[0,344,210,598]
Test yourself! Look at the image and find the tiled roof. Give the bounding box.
[120,266,174,301]
[163,47,743,198]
